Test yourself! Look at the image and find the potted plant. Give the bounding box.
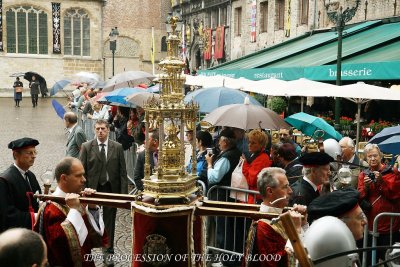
[267,96,287,115]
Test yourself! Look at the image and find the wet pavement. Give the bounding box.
[0,97,132,267]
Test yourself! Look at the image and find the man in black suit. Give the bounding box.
[79,119,127,265]
[0,137,41,232]
[289,152,334,207]
[133,130,159,191]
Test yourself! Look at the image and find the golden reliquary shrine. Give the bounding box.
[35,12,313,267]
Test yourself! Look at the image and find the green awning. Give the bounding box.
[266,22,400,67]
[199,67,304,80]
[209,20,381,70]
[304,61,400,81]
[342,41,400,64]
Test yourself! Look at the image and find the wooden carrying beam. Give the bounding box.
[34,194,132,210]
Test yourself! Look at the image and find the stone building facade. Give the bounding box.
[173,0,399,70]
[0,0,170,90]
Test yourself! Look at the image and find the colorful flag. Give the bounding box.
[203,29,212,61]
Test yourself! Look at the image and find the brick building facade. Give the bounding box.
[0,0,169,90]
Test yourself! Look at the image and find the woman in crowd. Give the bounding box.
[357,143,400,263]
[242,129,272,204]
[113,106,134,150]
[13,77,23,107]
[187,130,213,191]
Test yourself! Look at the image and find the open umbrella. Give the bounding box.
[104,87,145,107]
[146,84,160,93]
[285,112,343,141]
[368,125,400,144]
[202,97,289,130]
[10,72,26,78]
[23,72,46,83]
[73,72,102,87]
[184,87,262,113]
[50,79,71,96]
[375,135,400,155]
[103,71,155,92]
[51,99,66,119]
[125,92,160,106]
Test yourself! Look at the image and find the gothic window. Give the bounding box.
[275,0,285,30]
[260,1,268,33]
[161,36,167,52]
[299,0,309,25]
[234,7,242,36]
[6,6,48,54]
[64,8,90,56]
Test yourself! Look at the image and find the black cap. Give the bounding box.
[308,188,360,222]
[8,137,39,150]
[219,128,235,139]
[298,152,334,167]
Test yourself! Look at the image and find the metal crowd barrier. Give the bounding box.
[206,185,261,259]
[371,212,400,265]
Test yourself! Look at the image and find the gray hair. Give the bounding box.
[257,167,286,198]
[220,136,236,149]
[364,143,382,157]
[302,166,312,178]
[339,137,354,148]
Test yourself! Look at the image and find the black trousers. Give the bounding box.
[97,181,116,252]
[31,94,38,106]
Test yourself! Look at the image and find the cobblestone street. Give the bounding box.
[0,97,132,267]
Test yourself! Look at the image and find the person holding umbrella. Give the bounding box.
[29,75,40,107]
[13,77,23,107]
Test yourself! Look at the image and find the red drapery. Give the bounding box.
[214,26,225,59]
[203,29,212,61]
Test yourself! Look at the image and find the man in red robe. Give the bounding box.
[35,157,107,267]
[243,167,307,267]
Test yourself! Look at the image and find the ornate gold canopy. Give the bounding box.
[139,14,199,204]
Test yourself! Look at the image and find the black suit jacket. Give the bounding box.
[133,150,155,191]
[80,139,128,194]
[289,178,319,207]
[0,165,41,231]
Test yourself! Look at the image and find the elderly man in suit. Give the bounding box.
[0,137,41,232]
[80,119,127,265]
[289,152,334,207]
[64,112,87,158]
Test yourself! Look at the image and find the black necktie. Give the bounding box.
[24,172,32,191]
[99,144,107,185]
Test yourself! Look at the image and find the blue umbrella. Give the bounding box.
[285,112,343,141]
[368,125,400,144]
[50,79,71,96]
[184,87,262,113]
[51,99,66,119]
[376,135,400,155]
[104,87,144,107]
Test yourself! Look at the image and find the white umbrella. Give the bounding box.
[73,72,101,87]
[241,78,289,95]
[125,92,160,106]
[202,97,289,130]
[103,71,155,92]
[321,82,400,151]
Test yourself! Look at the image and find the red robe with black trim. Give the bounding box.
[243,219,289,267]
[34,202,107,267]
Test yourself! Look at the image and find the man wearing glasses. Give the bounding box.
[0,137,41,232]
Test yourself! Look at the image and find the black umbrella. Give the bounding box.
[23,71,46,83]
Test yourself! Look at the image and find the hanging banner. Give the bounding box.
[250,0,257,42]
[52,3,61,53]
[214,26,224,59]
[203,29,212,61]
[0,0,3,51]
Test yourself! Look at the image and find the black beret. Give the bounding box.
[308,188,360,222]
[219,128,235,139]
[8,137,39,150]
[298,152,334,167]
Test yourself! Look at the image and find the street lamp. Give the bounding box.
[109,27,119,76]
[325,0,360,125]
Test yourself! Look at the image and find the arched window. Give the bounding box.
[161,36,167,52]
[64,9,90,56]
[6,6,48,54]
